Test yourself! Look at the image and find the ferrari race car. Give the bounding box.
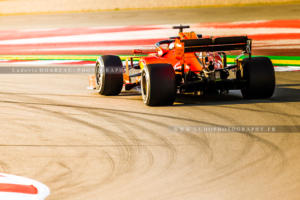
[92,25,275,106]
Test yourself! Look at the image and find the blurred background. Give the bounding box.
[0,0,299,14]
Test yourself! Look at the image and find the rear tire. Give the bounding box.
[241,57,275,99]
[141,63,176,106]
[95,55,123,95]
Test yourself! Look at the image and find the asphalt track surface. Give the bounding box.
[0,5,300,200]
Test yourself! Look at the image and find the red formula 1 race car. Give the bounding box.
[92,25,275,106]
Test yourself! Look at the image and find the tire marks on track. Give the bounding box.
[0,72,299,200]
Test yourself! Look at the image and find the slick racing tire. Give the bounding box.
[241,57,275,99]
[95,55,123,95]
[141,63,176,106]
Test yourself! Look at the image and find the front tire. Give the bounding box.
[141,63,176,106]
[241,57,275,99]
[95,55,123,95]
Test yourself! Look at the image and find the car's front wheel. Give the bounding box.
[95,55,123,95]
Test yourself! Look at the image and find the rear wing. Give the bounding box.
[182,36,251,53]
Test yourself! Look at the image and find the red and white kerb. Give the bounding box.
[0,173,50,200]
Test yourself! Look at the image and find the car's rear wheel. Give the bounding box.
[141,63,176,106]
[95,55,123,95]
[241,57,275,99]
